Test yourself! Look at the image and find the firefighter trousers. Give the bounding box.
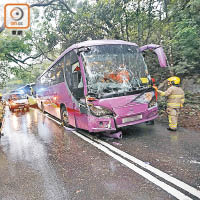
[166,107,180,130]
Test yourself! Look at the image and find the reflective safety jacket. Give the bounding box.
[158,85,185,108]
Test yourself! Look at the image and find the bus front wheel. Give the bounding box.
[61,106,69,127]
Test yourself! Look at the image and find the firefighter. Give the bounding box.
[0,93,5,137]
[153,76,184,131]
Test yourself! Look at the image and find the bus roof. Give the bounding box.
[38,40,138,79]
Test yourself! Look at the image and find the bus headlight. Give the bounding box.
[148,96,157,108]
[89,104,114,117]
[135,92,153,104]
[145,92,153,102]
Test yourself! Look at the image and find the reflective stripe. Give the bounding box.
[169,124,177,128]
[167,103,181,108]
[169,127,177,129]
[169,123,177,126]
[168,115,172,123]
[170,125,177,128]
[168,95,184,99]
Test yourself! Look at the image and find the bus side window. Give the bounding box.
[48,68,56,85]
[64,53,72,90]
[41,74,48,86]
[56,59,64,84]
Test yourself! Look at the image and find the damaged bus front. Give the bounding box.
[77,40,167,133]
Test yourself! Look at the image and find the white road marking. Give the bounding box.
[40,111,199,199]
[71,130,192,200]
[92,137,200,199]
[45,114,62,125]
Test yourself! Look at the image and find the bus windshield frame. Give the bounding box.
[81,44,151,98]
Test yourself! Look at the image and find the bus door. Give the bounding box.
[64,51,86,129]
[63,51,77,127]
[71,60,87,125]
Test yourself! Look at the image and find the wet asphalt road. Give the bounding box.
[0,107,200,200]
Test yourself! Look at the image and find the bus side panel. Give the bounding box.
[41,88,49,111]
[53,82,76,127]
[45,89,52,114]
[47,84,61,119]
[74,111,88,131]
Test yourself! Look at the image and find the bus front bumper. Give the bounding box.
[88,106,158,132]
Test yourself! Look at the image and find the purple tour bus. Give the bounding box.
[36,40,167,136]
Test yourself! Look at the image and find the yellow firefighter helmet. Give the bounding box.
[167,76,180,85]
[0,93,2,97]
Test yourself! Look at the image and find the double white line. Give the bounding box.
[45,113,200,199]
[71,130,200,200]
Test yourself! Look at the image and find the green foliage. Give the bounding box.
[167,0,200,76]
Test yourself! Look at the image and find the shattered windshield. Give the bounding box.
[81,44,150,98]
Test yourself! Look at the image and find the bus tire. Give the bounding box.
[61,106,69,127]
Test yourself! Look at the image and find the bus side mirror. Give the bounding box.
[140,44,167,68]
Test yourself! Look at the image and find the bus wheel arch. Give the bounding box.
[60,104,69,127]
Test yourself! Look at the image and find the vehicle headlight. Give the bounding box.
[135,92,153,104]
[145,92,153,102]
[148,96,157,108]
[89,104,114,117]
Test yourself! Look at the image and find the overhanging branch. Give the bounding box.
[30,0,57,8]
[6,53,43,64]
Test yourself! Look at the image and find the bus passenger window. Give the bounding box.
[55,59,64,84]
[41,74,49,86]
[48,69,56,85]
[56,69,64,83]
[64,53,72,89]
